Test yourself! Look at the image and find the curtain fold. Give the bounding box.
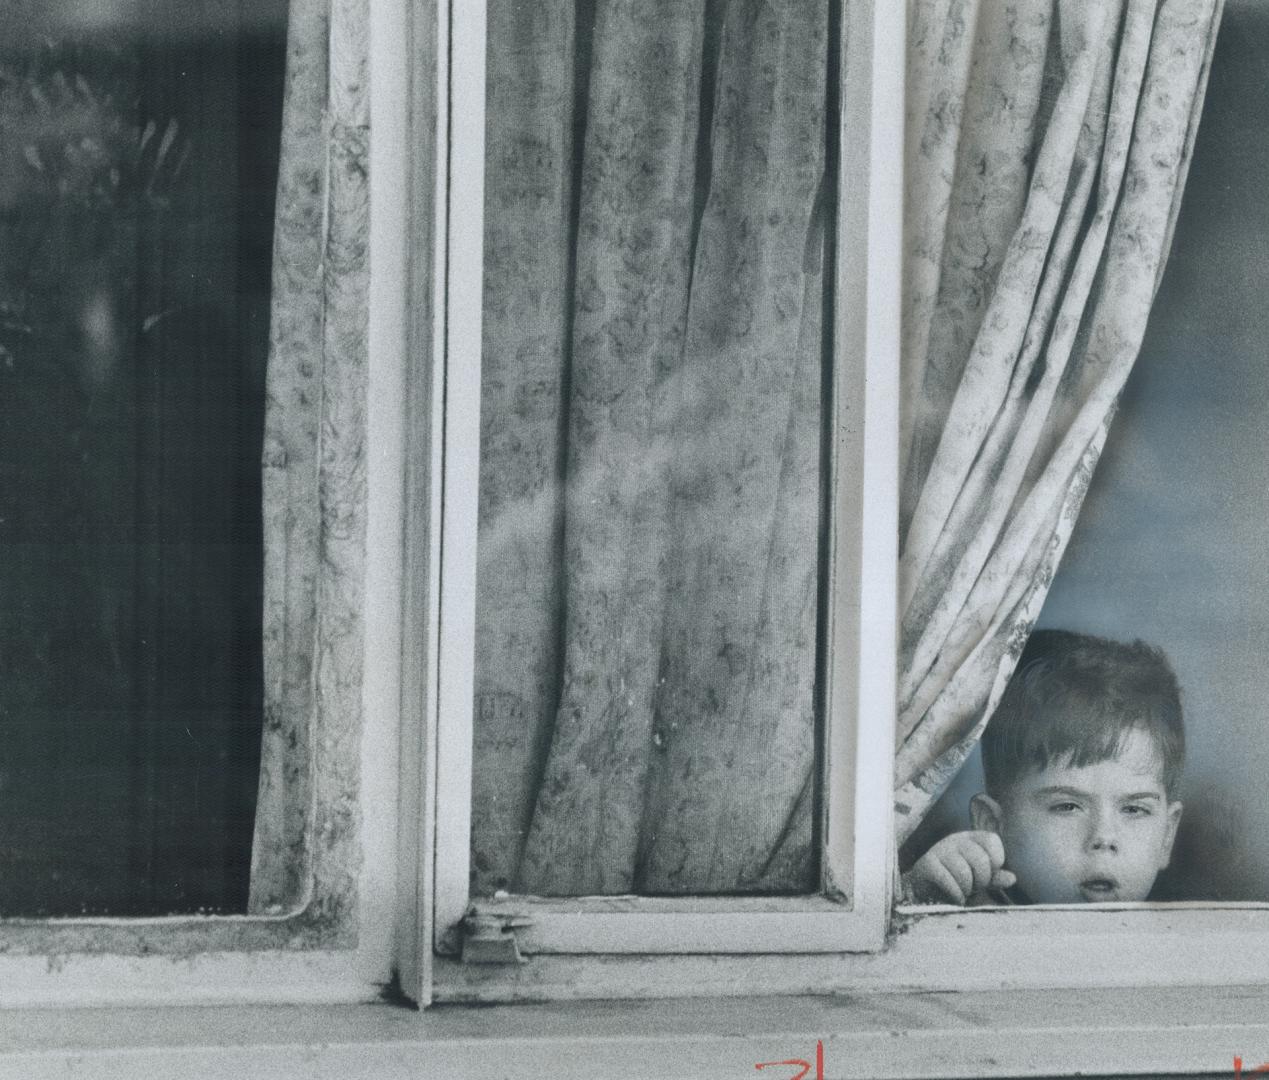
[470,0,576,898]
[248,0,330,914]
[476,0,828,896]
[512,0,709,895]
[895,0,1224,844]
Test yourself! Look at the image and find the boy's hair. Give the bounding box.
[981,629,1184,798]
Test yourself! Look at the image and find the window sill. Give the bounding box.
[4,986,1266,1079]
[434,904,1269,1003]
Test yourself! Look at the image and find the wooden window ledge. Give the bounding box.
[1,986,1266,1079]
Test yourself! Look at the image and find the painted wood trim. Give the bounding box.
[825,0,904,940]
[390,0,442,1008]
[2,988,1267,1079]
[466,895,866,954]
[431,0,486,953]
[434,903,1269,1003]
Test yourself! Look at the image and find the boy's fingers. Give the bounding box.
[942,852,976,899]
[925,859,966,905]
[957,840,993,890]
[991,869,1017,890]
[970,831,1007,869]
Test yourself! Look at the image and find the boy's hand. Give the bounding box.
[905,831,1016,905]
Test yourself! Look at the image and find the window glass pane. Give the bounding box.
[914,3,1266,904]
[471,0,833,897]
[0,0,285,916]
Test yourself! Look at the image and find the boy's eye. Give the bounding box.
[1048,801,1081,814]
[1122,804,1152,817]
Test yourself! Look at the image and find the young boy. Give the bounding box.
[905,629,1185,905]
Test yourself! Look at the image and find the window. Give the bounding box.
[9,9,1269,1080]
[420,0,1269,1015]
[1012,0,1269,908]
[0,0,406,1007]
[0,3,279,918]
[910,0,1269,910]
[426,0,901,976]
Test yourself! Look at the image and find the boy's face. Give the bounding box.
[971,728,1183,904]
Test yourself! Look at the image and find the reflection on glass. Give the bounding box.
[0,1,285,915]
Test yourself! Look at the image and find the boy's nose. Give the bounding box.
[1088,813,1120,852]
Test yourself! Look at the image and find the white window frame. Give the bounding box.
[426,0,903,966]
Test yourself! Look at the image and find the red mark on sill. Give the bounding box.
[755,1039,824,1080]
[1235,1058,1269,1078]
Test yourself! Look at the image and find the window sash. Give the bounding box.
[0,0,406,1007]
[428,0,904,959]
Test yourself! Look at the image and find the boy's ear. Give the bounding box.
[1159,800,1183,869]
[969,792,1003,834]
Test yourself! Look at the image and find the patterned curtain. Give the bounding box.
[248,0,342,913]
[895,0,1224,843]
[473,0,829,896]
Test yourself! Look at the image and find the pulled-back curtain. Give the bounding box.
[896,0,1223,844]
[473,0,828,896]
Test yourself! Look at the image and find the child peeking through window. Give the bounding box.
[904,629,1185,906]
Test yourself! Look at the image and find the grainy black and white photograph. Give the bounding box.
[1,0,1269,1076]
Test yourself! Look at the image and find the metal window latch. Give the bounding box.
[460,910,534,965]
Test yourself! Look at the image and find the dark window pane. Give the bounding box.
[0,1,286,916]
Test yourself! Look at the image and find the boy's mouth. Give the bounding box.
[1079,877,1120,900]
